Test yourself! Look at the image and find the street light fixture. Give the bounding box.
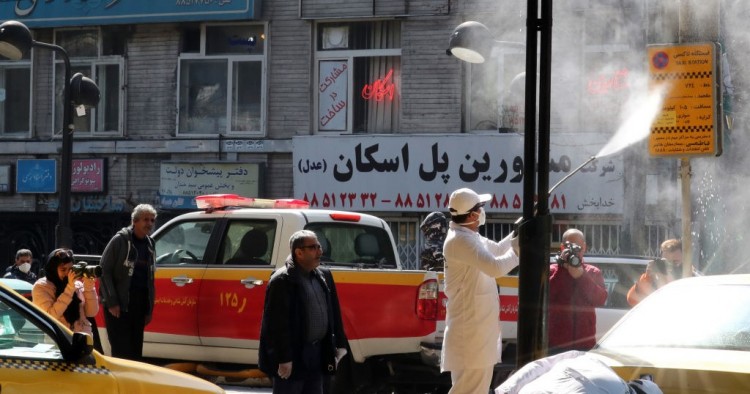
[0,20,100,249]
[449,2,553,368]
[448,21,526,63]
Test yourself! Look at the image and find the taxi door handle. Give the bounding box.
[171,275,194,287]
[240,277,264,289]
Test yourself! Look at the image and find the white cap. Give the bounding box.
[448,188,491,216]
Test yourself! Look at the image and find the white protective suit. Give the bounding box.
[441,222,519,372]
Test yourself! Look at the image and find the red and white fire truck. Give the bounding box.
[84,194,447,392]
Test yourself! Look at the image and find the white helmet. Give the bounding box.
[628,379,663,394]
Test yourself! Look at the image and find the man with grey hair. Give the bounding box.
[99,203,157,361]
[259,230,347,394]
[4,248,37,284]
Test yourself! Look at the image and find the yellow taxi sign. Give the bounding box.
[648,42,721,157]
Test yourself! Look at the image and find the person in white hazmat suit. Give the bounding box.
[495,351,663,394]
[441,188,520,394]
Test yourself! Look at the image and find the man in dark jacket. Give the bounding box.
[99,203,157,361]
[4,249,37,284]
[259,230,347,394]
[548,228,607,353]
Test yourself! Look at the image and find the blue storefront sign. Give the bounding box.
[0,0,259,28]
[16,159,56,194]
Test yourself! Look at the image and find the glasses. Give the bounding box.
[300,244,322,251]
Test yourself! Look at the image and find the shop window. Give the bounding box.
[316,21,401,133]
[53,27,125,136]
[177,23,266,135]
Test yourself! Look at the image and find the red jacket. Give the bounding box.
[548,261,607,351]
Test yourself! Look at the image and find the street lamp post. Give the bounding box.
[449,0,554,368]
[0,21,100,249]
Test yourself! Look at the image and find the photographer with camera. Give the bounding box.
[32,248,99,335]
[626,239,699,307]
[548,229,607,354]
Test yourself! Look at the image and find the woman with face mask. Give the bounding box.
[32,248,99,335]
[3,249,37,285]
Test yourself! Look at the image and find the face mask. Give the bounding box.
[18,262,31,274]
[458,208,485,227]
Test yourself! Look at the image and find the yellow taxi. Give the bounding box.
[589,274,750,393]
[0,280,224,394]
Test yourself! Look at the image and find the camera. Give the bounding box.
[556,241,582,268]
[71,262,102,278]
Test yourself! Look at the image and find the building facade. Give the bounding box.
[3,0,735,272]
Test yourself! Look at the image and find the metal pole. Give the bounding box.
[34,41,74,248]
[516,0,553,368]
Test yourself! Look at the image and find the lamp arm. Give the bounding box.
[493,40,526,49]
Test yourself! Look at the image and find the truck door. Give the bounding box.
[147,219,217,347]
[198,216,279,354]
[306,223,436,362]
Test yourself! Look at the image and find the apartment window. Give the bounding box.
[316,21,401,133]
[0,57,31,136]
[53,28,125,136]
[467,47,525,133]
[177,23,266,135]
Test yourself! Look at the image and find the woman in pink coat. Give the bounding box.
[32,248,99,335]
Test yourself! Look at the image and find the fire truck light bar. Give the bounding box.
[195,194,311,210]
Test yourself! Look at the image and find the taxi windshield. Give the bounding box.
[597,283,750,351]
[0,298,62,360]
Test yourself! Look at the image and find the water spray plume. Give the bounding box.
[596,83,668,158]
[548,84,667,195]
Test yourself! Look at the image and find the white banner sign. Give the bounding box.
[318,60,348,131]
[293,134,624,214]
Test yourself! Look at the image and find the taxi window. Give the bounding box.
[0,299,62,360]
[306,223,397,269]
[154,220,215,265]
[220,220,276,266]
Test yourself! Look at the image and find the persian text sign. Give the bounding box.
[318,60,348,131]
[293,134,624,214]
[16,159,55,194]
[71,159,106,193]
[648,43,721,157]
[0,0,259,28]
[160,163,260,209]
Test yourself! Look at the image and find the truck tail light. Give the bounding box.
[417,279,438,320]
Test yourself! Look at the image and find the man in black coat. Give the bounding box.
[259,230,347,394]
